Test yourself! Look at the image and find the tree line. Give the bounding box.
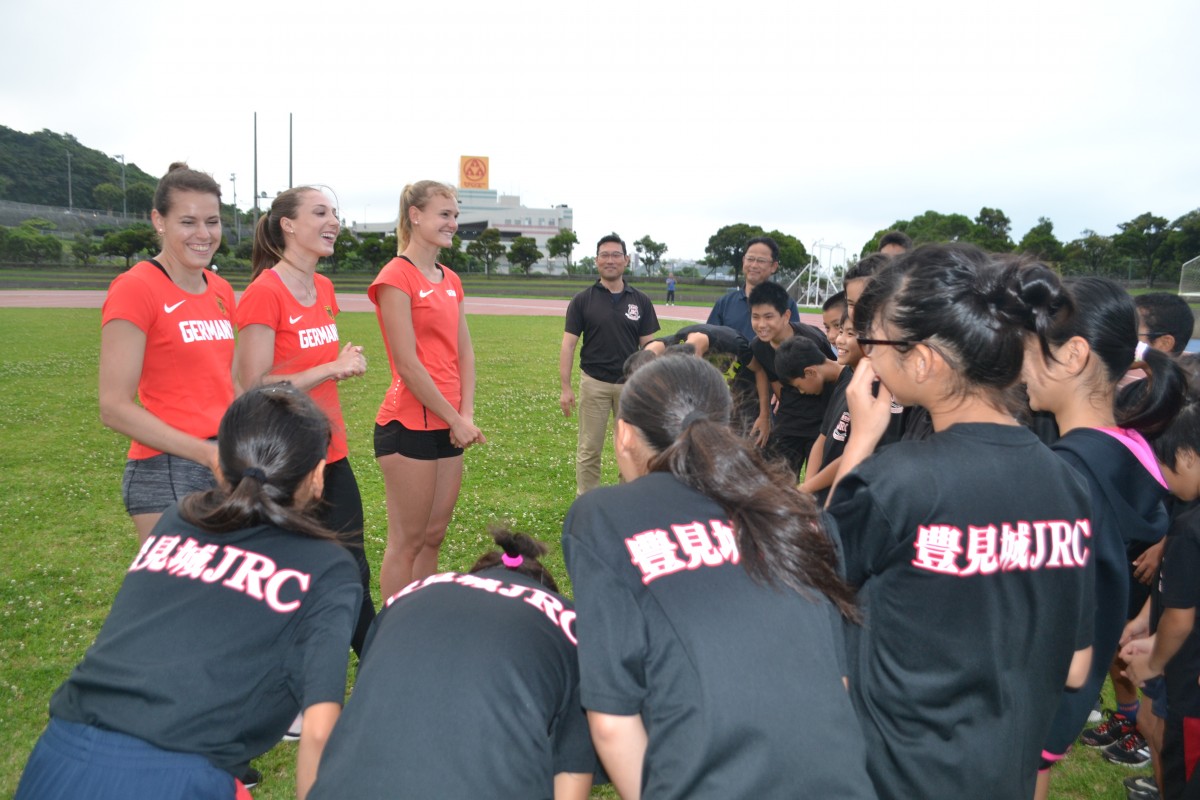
[861,207,1200,287]
[5,128,1198,286]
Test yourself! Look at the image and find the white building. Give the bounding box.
[352,187,573,257]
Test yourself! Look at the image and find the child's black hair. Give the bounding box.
[776,336,827,383]
[747,281,791,314]
[469,526,559,592]
[822,291,847,313]
[1135,293,1195,355]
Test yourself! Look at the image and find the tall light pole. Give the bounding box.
[230,173,239,241]
[65,151,73,210]
[252,113,259,226]
[115,154,127,218]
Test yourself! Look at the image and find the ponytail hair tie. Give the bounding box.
[680,410,708,430]
[242,467,268,483]
[1134,340,1150,362]
[501,553,523,568]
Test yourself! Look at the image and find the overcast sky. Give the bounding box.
[3,0,1197,262]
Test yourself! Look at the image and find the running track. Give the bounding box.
[0,290,822,325]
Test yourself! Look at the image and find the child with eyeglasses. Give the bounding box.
[827,244,1097,800]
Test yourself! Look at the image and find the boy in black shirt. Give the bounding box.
[747,282,834,478]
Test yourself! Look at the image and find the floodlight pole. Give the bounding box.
[116,154,126,218]
[65,151,73,210]
[230,173,239,241]
[252,113,259,226]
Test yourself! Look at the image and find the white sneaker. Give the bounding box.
[282,712,303,741]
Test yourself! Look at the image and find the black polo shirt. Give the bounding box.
[565,281,659,384]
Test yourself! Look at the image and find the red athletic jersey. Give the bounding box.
[368,257,464,430]
[101,261,236,459]
[236,269,349,463]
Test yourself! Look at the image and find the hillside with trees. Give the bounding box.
[0,126,158,211]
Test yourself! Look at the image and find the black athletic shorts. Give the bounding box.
[374,420,463,461]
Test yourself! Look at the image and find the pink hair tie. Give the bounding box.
[501,553,523,568]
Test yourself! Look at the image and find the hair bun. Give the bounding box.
[489,526,548,561]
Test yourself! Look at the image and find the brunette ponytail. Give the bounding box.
[179,384,337,541]
[619,356,859,620]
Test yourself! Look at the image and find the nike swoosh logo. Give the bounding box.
[419,289,435,298]
[289,315,303,324]
[164,300,185,313]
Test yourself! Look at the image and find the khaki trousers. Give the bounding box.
[576,372,623,495]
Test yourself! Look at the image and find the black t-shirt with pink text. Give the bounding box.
[564,472,875,800]
[309,567,597,799]
[828,422,1094,800]
[49,505,361,775]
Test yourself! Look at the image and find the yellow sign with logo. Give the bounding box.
[459,156,489,189]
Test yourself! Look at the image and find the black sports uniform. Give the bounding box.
[1149,502,1200,800]
[828,423,1094,800]
[309,567,597,798]
[651,323,752,371]
[751,322,835,476]
[21,506,361,789]
[812,366,905,504]
[565,280,660,384]
[564,472,875,800]
[1041,428,1169,760]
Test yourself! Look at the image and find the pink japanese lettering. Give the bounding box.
[911,518,1090,576]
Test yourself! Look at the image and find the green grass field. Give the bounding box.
[0,308,1148,798]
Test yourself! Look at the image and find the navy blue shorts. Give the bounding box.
[1145,676,1170,720]
[16,718,236,799]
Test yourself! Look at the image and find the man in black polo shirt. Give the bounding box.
[559,234,660,495]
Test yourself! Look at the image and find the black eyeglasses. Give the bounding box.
[857,337,920,356]
[1137,331,1168,341]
